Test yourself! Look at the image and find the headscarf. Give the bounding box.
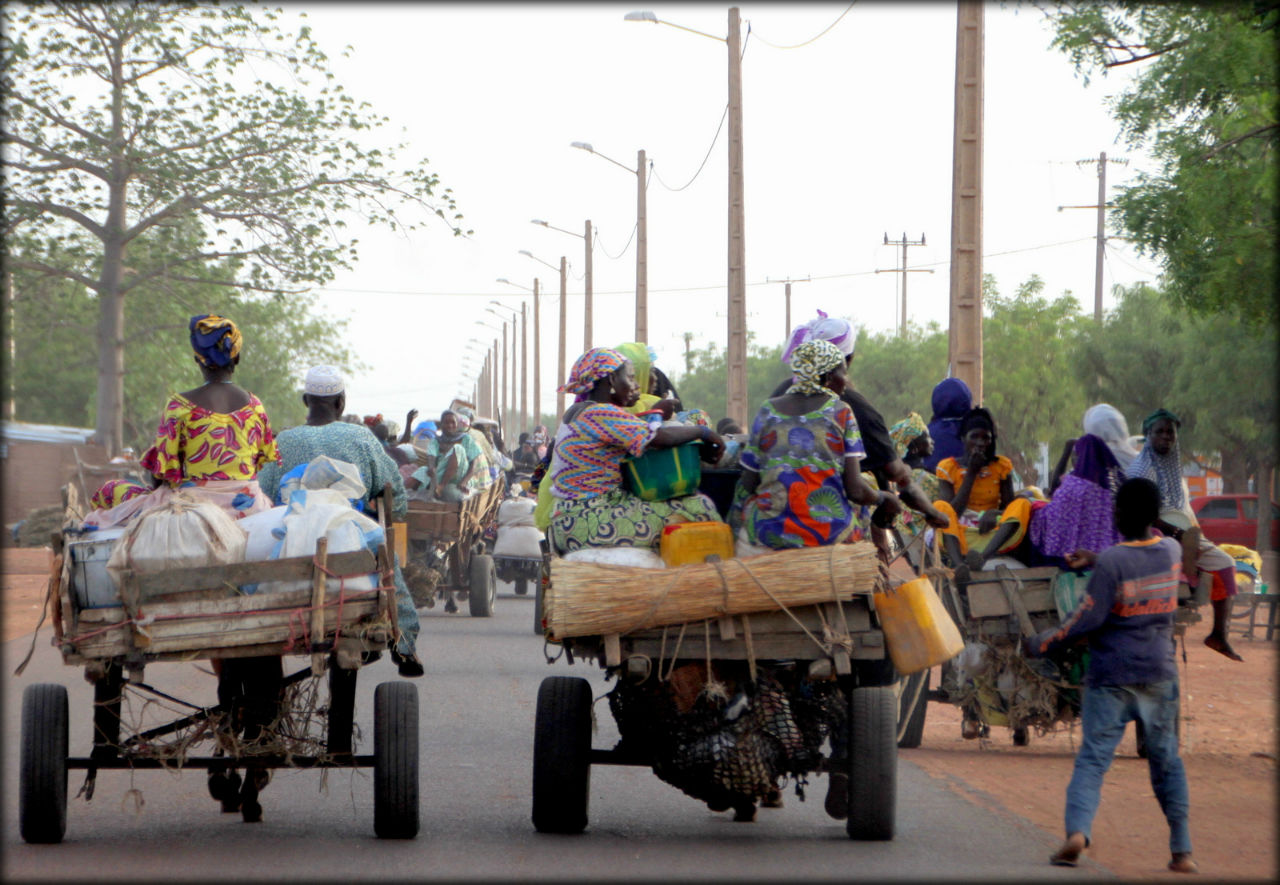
[615,341,663,414]
[89,478,149,512]
[189,314,242,369]
[455,406,474,429]
[923,377,973,471]
[1081,403,1140,471]
[363,414,384,429]
[781,310,855,365]
[412,420,437,440]
[1071,433,1124,493]
[438,409,466,444]
[785,339,845,396]
[1141,407,1181,437]
[958,406,998,458]
[1127,407,1186,510]
[559,347,627,397]
[889,411,929,459]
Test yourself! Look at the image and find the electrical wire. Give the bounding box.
[1104,239,1164,276]
[653,104,729,192]
[595,221,638,261]
[747,3,857,50]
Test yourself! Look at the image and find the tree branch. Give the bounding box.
[9,198,105,240]
[1,131,108,180]
[7,257,100,292]
[1103,40,1186,68]
[1199,123,1280,161]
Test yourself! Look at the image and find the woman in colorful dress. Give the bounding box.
[888,411,942,542]
[933,406,1034,579]
[1027,434,1124,567]
[546,347,724,555]
[84,315,279,528]
[406,409,484,501]
[736,339,884,550]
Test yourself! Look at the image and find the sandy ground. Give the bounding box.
[4,547,1276,879]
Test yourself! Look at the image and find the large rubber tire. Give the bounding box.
[373,681,419,839]
[20,683,69,844]
[468,553,496,617]
[846,685,897,841]
[532,676,592,834]
[895,669,930,749]
[514,577,529,596]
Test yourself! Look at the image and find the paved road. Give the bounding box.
[2,584,1108,881]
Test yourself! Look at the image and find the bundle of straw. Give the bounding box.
[545,541,878,640]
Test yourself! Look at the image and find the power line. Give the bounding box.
[747,3,857,50]
[652,105,729,192]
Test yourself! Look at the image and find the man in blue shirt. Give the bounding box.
[1026,477,1195,874]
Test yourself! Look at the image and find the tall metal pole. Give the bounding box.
[520,301,528,434]
[726,6,748,427]
[947,1,984,402]
[636,149,648,342]
[556,256,568,419]
[1094,151,1107,322]
[583,219,593,351]
[533,278,541,426]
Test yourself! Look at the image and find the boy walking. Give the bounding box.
[1025,477,1196,873]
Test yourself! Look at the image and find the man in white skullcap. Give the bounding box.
[257,365,424,676]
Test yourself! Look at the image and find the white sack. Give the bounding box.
[493,525,544,557]
[106,492,247,588]
[561,547,666,569]
[257,488,382,595]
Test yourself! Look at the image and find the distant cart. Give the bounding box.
[20,496,418,843]
[403,478,505,616]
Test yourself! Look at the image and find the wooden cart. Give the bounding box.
[402,479,505,616]
[531,553,903,841]
[18,510,419,844]
[893,536,1204,748]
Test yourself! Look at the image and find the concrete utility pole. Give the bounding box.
[875,233,933,336]
[947,1,984,402]
[726,6,748,428]
[636,149,648,342]
[4,272,14,421]
[766,276,811,339]
[682,331,695,375]
[519,301,528,433]
[1059,151,1127,321]
[532,279,541,426]
[557,256,567,419]
[583,220,593,351]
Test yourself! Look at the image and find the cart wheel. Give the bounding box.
[532,676,592,834]
[895,669,929,749]
[20,683,69,844]
[469,553,496,617]
[1012,726,1030,747]
[514,577,529,596]
[373,681,419,839]
[846,684,896,841]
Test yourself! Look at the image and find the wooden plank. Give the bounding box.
[966,582,1056,619]
[131,549,376,597]
[310,537,329,675]
[603,633,621,667]
[717,616,736,640]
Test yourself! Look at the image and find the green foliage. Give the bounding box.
[1,2,466,448]
[845,322,950,431]
[672,333,787,426]
[8,220,359,450]
[1044,2,1278,324]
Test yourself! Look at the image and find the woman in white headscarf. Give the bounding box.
[1082,403,1141,472]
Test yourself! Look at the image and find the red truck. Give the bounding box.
[1190,494,1279,549]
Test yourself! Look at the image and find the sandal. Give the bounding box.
[1050,833,1087,867]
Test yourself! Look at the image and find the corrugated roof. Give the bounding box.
[0,421,97,445]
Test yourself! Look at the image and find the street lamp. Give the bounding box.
[522,249,569,419]
[570,141,648,343]
[532,218,592,351]
[627,8,747,426]
[489,301,526,435]
[499,277,542,429]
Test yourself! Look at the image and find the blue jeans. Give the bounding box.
[391,555,420,656]
[1065,679,1190,855]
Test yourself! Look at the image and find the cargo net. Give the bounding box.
[607,662,845,809]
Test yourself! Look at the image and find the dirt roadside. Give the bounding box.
[4,547,1276,879]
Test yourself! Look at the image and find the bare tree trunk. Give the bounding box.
[1219,447,1250,495]
[1257,462,1275,554]
[94,29,128,456]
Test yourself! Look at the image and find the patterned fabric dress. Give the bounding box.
[547,402,721,553]
[736,396,868,549]
[141,393,279,482]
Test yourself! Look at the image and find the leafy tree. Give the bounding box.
[844,322,950,432]
[1074,281,1277,495]
[982,275,1091,484]
[1042,2,1278,324]
[672,333,787,426]
[9,219,359,452]
[1,2,467,453]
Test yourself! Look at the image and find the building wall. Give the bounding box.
[1,440,108,525]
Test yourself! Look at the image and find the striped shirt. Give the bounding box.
[549,403,656,500]
[1029,536,1180,687]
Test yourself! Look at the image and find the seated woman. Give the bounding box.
[546,347,724,555]
[1129,408,1242,662]
[615,341,676,417]
[1082,402,1141,473]
[406,409,484,502]
[933,406,1034,579]
[736,339,884,550]
[1027,434,1123,567]
[888,411,943,542]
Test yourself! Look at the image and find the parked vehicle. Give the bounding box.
[1190,494,1279,549]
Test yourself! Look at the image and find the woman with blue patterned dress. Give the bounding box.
[735,340,886,549]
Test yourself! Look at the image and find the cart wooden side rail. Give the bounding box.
[53,535,399,667]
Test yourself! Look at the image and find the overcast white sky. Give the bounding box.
[282,2,1160,428]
